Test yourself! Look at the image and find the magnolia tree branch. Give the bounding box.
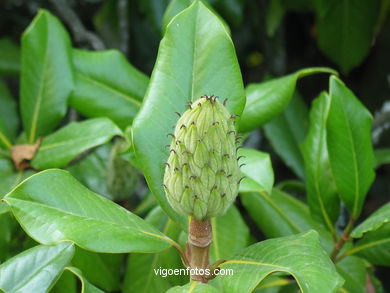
[185,218,212,283]
[330,217,355,262]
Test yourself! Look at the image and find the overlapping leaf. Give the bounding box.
[31,118,122,169]
[216,231,343,293]
[0,38,20,75]
[132,1,245,227]
[238,148,274,195]
[241,189,333,252]
[69,49,149,129]
[326,76,375,218]
[20,10,73,144]
[0,242,74,293]
[302,92,339,233]
[316,0,380,73]
[3,169,172,253]
[264,92,308,179]
[346,202,390,266]
[240,67,336,132]
[0,80,19,149]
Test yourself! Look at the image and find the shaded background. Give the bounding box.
[1,0,389,291]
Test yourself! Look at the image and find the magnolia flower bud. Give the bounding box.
[163,96,241,221]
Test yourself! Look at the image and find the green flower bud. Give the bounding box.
[163,96,241,221]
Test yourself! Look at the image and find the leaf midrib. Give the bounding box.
[8,245,72,291]
[337,91,360,216]
[6,197,162,240]
[312,97,335,233]
[28,20,50,144]
[38,132,113,151]
[77,72,141,106]
[258,191,302,234]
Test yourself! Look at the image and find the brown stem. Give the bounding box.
[185,217,212,283]
[330,217,355,262]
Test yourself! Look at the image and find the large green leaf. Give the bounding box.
[326,76,375,218]
[0,38,20,75]
[346,202,390,266]
[263,92,308,179]
[316,0,380,73]
[123,206,185,293]
[0,80,19,149]
[301,92,339,233]
[3,169,172,253]
[217,231,343,293]
[210,205,249,263]
[240,189,333,252]
[167,282,220,293]
[31,118,122,169]
[132,1,245,227]
[239,67,336,133]
[20,10,73,144]
[336,256,366,293]
[71,247,123,291]
[69,49,149,129]
[0,242,74,293]
[238,148,274,195]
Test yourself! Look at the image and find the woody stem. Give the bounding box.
[185,217,212,283]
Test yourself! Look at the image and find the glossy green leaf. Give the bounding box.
[240,67,336,133]
[20,10,73,144]
[374,148,390,167]
[0,38,20,75]
[346,202,390,266]
[0,80,19,149]
[3,169,172,253]
[64,266,104,293]
[326,76,375,218]
[132,1,245,227]
[167,282,220,293]
[352,201,390,238]
[72,247,123,291]
[301,92,339,233]
[0,242,74,293]
[238,148,274,195]
[347,222,390,266]
[241,189,333,252]
[336,256,366,293]
[31,118,122,169]
[217,231,343,293]
[69,49,149,129]
[123,206,185,292]
[210,205,249,263]
[162,0,192,31]
[316,0,380,73]
[263,92,308,179]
